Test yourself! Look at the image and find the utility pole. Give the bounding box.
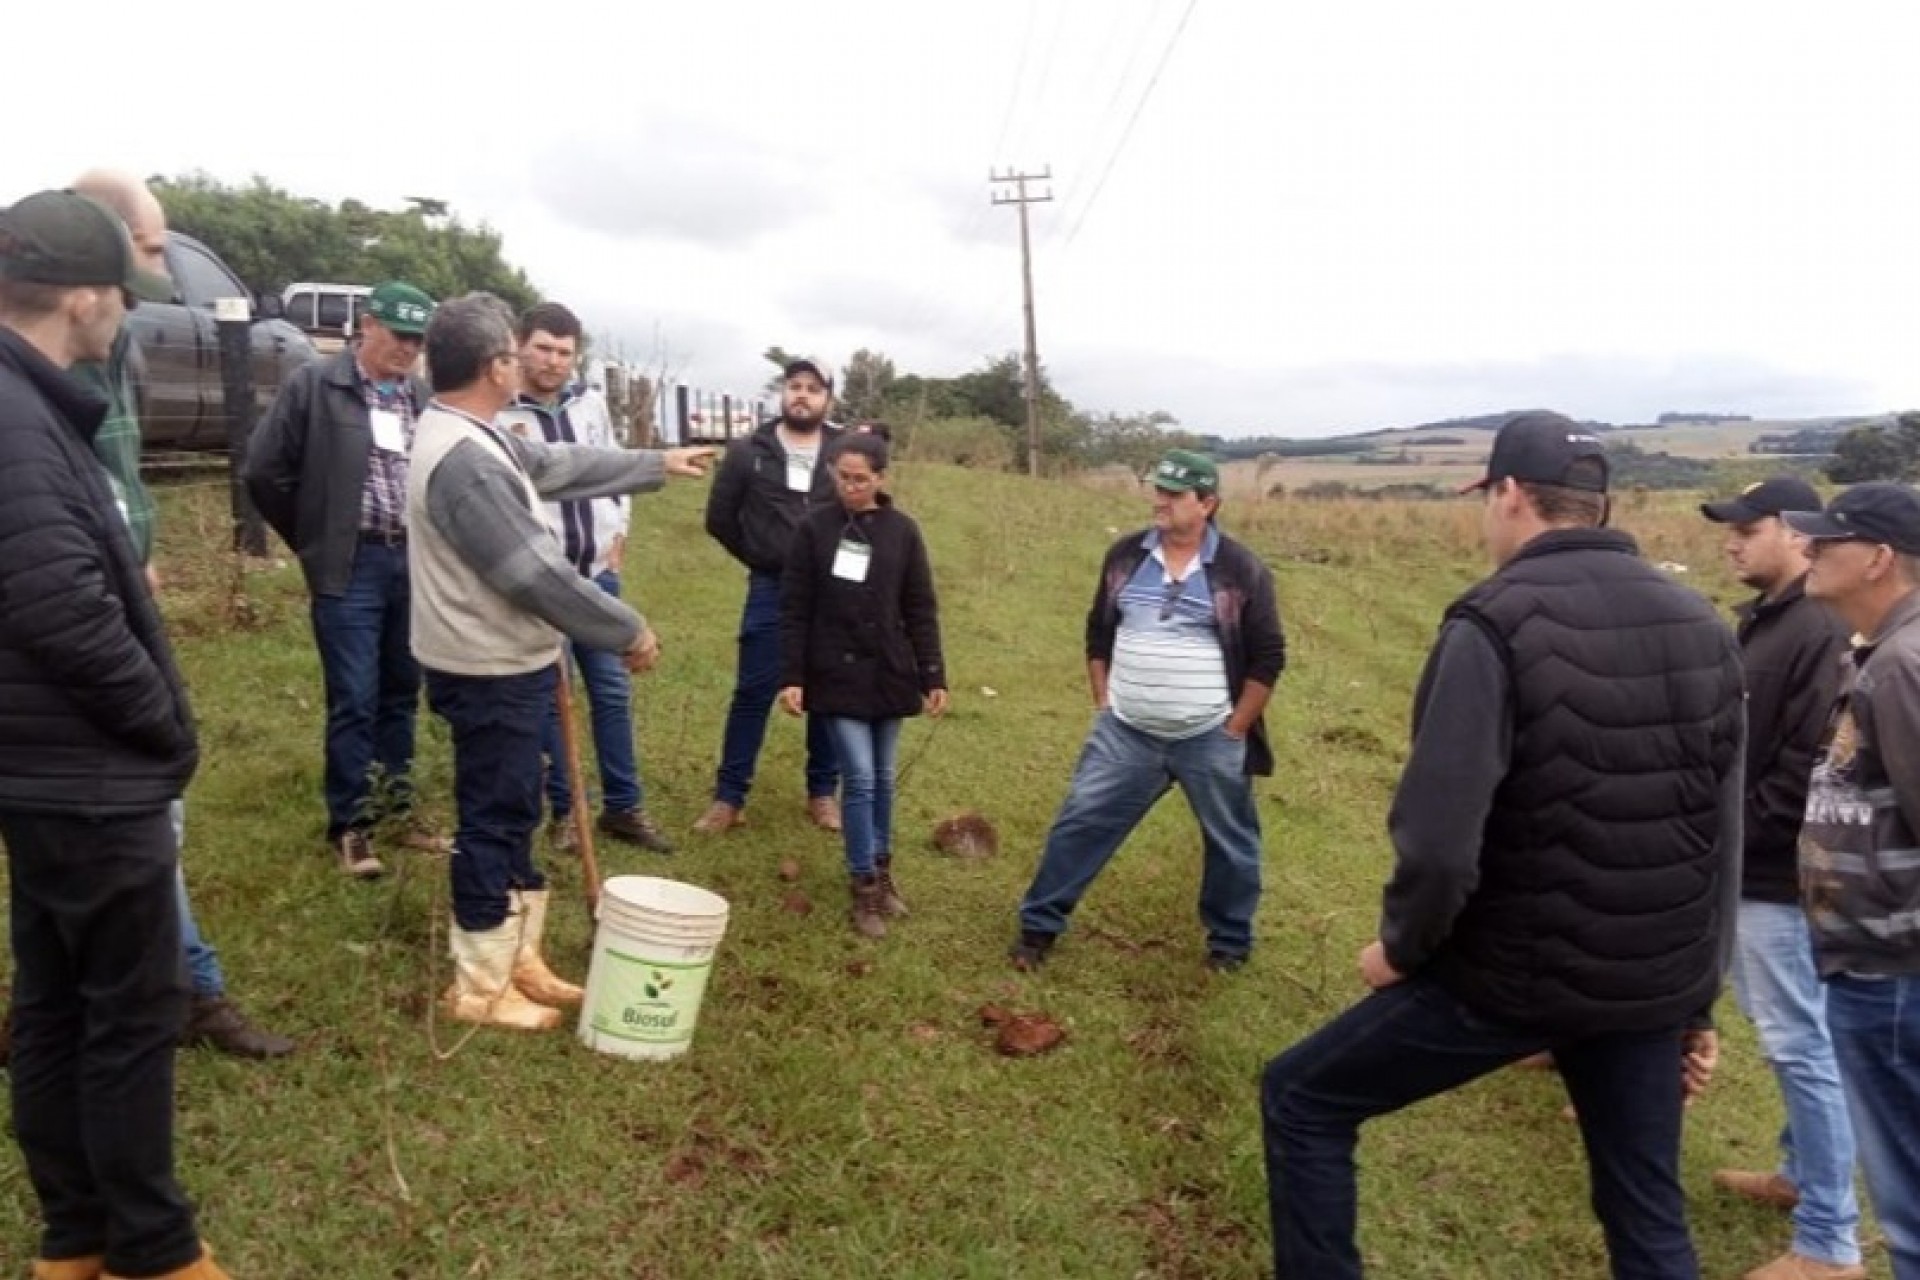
[990,167,1052,478]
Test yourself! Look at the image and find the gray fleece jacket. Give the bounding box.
[405,401,664,676]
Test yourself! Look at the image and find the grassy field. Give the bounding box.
[0,466,1890,1278]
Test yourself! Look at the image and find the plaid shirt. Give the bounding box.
[72,329,156,564]
[357,368,417,537]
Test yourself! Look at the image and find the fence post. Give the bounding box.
[215,297,267,556]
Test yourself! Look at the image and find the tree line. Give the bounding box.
[160,174,1195,478]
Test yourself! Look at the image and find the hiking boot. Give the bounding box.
[182,995,295,1060]
[1742,1253,1867,1280]
[807,795,843,832]
[600,807,675,853]
[849,874,889,939]
[332,829,385,879]
[691,800,745,834]
[1009,930,1054,971]
[547,817,579,854]
[874,853,909,918]
[1206,950,1248,974]
[1712,1169,1801,1211]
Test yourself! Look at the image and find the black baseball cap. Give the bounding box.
[1461,410,1609,494]
[1782,483,1920,556]
[0,189,172,302]
[1701,475,1823,524]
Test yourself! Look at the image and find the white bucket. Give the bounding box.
[577,875,730,1061]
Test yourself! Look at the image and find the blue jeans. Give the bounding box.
[1826,973,1920,1279]
[823,716,903,876]
[1728,901,1860,1265]
[713,571,837,807]
[309,542,420,836]
[1262,975,1698,1280]
[542,571,642,818]
[424,667,551,933]
[1018,710,1263,956]
[170,801,224,1000]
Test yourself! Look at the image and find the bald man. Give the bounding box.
[64,170,293,1061]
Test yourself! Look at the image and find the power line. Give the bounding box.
[1060,0,1201,249]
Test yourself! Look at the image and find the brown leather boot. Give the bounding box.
[33,1256,104,1280]
[691,800,745,834]
[849,873,888,939]
[874,854,909,918]
[1712,1169,1800,1210]
[182,994,295,1059]
[807,795,843,832]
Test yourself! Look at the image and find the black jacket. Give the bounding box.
[0,327,198,815]
[1734,577,1847,903]
[1084,526,1287,775]
[242,350,430,597]
[1412,529,1745,1037]
[780,496,945,718]
[704,419,844,575]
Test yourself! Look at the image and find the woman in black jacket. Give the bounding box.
[779,433,948,938]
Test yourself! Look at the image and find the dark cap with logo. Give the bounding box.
[1461,410,1609,494]
[0,189,172,302]
[1782,483,1920,556]
[782,355,835,392]
[364,281,434,335]
[1153,449,1219,494]
[1701,475,1823,524]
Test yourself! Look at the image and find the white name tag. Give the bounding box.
[832,539,871,582]
[369,409,407,454]
[786,457,813,492]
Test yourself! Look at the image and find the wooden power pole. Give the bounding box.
[990,168,1053,478]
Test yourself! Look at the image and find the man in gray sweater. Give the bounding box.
[406,293,712,1032]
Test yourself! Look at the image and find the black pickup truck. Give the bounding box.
[129,231,317,451]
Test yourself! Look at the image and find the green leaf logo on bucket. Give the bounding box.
[642,971,674,1001]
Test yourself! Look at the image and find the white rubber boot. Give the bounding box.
[444,916,563,1031]
[511,889,585,1007]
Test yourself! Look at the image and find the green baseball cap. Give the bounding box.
[0,190,172,303]
[364,281,435,335]
[1153,448,1219,494]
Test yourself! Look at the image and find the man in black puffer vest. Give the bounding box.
[1262,412,1745,1280]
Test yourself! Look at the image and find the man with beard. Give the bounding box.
[1701,477,1861,1280]
[693,356,843,835]
[1,187,230,1280]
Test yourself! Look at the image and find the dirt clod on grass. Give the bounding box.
[931,809,998,859]
[780,890,813,916]
[980,1006,1066,1057]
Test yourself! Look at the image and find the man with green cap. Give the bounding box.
[1011,448,1286,973]
[245,279,437,878]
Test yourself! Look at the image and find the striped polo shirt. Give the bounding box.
[1108,525,1231,739]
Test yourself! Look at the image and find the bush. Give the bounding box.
[900,416,1017,470]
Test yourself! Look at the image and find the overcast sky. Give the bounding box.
[5,1,1915,437]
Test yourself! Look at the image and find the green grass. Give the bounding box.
[0,468,1889,1277]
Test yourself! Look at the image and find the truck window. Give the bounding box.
[316,291,353,331]
[285,292,317,328]
[171,240,249,309]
